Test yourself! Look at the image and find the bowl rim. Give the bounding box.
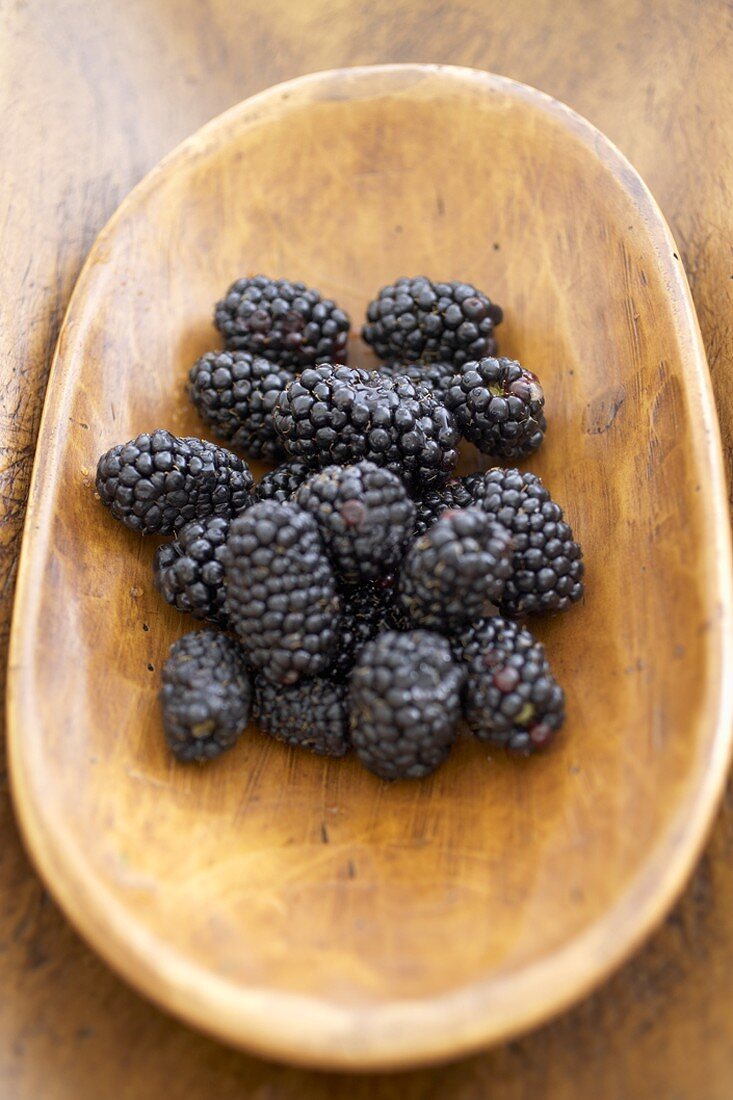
[7,63,733,1070]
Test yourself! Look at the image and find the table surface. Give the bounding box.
[2,1,732,1096]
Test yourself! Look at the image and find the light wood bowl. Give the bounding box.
[7,65,733,1070]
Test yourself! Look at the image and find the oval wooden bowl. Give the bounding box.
[7,65,733,1070]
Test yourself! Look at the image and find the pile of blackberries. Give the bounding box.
[96,275,584,780]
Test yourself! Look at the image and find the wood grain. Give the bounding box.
[7,65,733,1070]
[2,0,733,1096]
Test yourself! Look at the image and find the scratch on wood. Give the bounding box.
[585,387,627,435]
[124,767,170,791]
[320,822,329,844]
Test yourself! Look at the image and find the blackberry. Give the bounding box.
[445,357,546,459]
[160,630,252,762]
[253,675,350,757]
[214,275,350,370]
[458,471,487,499]
[294,462,415,583]
[476,468,584,615]
[153,515,230,626]
[273,365,460,490]
[452,616,565,755]
[378,360,455,401]
[362,276,502,366]
[399,509,513,629]
[188,349,292,462]
[251,461,312,504]
[349,630,464,780]
[330,579,400,682]
[96,430,252,535]
[412,477,478,537]
[223,501,339,683]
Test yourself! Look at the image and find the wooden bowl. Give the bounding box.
[7,65,733,1070]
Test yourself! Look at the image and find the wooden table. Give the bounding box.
[2,1,731,1095]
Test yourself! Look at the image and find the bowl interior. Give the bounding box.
[9,66,731,1068]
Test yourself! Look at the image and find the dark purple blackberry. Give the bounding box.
[251,461,312,504]
[188,349,292,462]
[96,430,252,536]
[378,360,455,401]
[273,365,460,490]
[475,468,584,615]
[458,471,487,499]
[412,477,478,537]
[362,277,502,366]
[253,675,350,757]
[153,516,230,626]
[223,501,339,684]
[444,357,546,459]
[294,462,415,583]
[452,616,565,755]
[329,579,400,682]
[160,630,252,762]
[214,275,350,370]
[349,630,464,780]
[399,509,513,629]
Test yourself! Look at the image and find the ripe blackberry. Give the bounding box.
[223,501,339,684]
[294,462,415,582]
[96,430,252,535]
[458,471,487,500]
[476,468,584,615]
[273,365,460,490]
[399,509,513,629]
[160,630,252,762]
[251,461,312,504]
[378,360,455,401]
[444,357,546,458]
[362,276,503,366]
[214,275,350,370]
[330,579,400,682]
[188,349,292,462]
[412,477,478,537]
[154,515,230,626]
[349,630,464,780]
[253,675,350,757]
[452,616,565,755]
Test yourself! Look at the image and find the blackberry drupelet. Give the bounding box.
[399,508,513,629]
[412,477,478,537]
[214,275,350,370]
[452,616,565,755]
[444,357,546,459]
[475,468,584,615]
[154,515,230,626]
[349,630,464,780]
[160,630,252,762]
[188,349,292,462]
[458,471,487,500]
[378,359,455,402]
[273,364,460,490]
[223,501,339,683]
[362,276,503,366]
[294,461,415,582]
[253,675,350,757]
[251,460,313,504]
[96,430,252,535]
[330,579,401,682]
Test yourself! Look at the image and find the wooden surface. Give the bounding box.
[2,0,733,1095]
[10,65,731,1070]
